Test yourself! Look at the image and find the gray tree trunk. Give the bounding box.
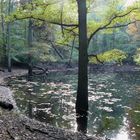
[7,0,12,72]
[27,18,33,76]
[0,0,6,67]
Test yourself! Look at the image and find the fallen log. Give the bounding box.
[32,66,48,75]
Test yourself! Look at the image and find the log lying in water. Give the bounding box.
[32,66,48,75]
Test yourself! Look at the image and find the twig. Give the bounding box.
[88,54,104,64]
[7,129,15,140]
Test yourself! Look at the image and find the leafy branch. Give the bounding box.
[88,8,140,45]
[12,14,78,27]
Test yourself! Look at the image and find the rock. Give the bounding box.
[0,86,17,111]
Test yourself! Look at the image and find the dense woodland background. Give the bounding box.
[0,0,140,70]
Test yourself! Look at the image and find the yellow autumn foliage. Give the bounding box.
[89,49,127,64]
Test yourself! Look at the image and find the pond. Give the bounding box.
[5,71,140,140]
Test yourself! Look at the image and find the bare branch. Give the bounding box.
[105,20,140,29]
[68,35,76,66]
[60,0,64,36]
[49,41,64,59]
[7,129,15,140]
[63,26,78,36]
[57,42,79,50]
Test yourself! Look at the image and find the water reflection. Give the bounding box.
[77,115,88,134]
[112,117,130,140]
[5,71,140,140]
[27,95,33,118]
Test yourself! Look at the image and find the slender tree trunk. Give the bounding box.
[7,24,11,72]
[0,0,6,67]
[102,34,107,52]
[7,0,12,72]
[76,0,88,116]
[112,29,115,49]
[27,0,33,76]
[28,18,33,76]
[68,36,75,67]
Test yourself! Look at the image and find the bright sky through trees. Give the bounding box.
[125,0,138,6]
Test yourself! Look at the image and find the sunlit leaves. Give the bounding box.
[9,0,78,25]
[89,49,127,64]
[133,48,140,65]
[7,0,140,45]
[2,0,140,65]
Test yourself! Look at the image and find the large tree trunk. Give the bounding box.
[76,0,88,116]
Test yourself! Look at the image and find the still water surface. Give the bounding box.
[6,71,140,140]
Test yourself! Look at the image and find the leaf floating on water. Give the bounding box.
[21,79,27,82]
[29,82,39,86]
[33,107,37,112]
[98,106,113,112]
[11,76,16,79]
[26,84,33,88]
[31,92,36,95]
[111,98,121,102]
[41,83,46,86]
[28,88,34,91]
[89,95,104,101]
[134,110,140,113]
[40,88,46,91]
[42,92,48,95]
[102,100,113,105]
[17,84,24,88]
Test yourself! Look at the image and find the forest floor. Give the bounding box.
[0,68,27,84]
[0,68,101,140]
